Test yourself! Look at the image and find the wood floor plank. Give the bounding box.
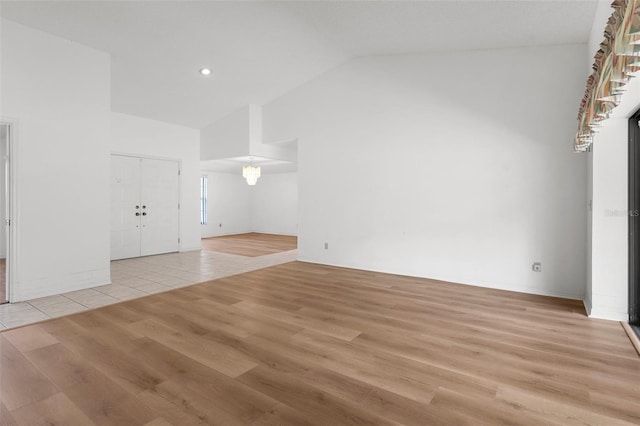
[199,281,302,312]
[429,386,564,426]
[249,403,316,426]
[201,233,296,257]
[0,401,17,426]
[140,382,243,426]
[39,318,166,395]
[1,260,640,425]
[155,377,276,425]
[232,300,362,341]
[120,340,281,423]
[495,386,637,426]
[136,388,210,426]
[125,296,256,339]
[9,393,97,426]
[166,316,439,425]
[1,325,58,353]
[24,342,109,391]
[237,365,397,426]
[144,418,175,426]
[62,371,157,426]
[293,287,637,360]
[0,336,59,411]
[127,318,258,378]
[289,328,496,404]
[587,390,640,424]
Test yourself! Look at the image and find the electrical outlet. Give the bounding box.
[532,262,542,272]
[324,242,328,250]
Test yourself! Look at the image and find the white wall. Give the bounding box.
[587,72,640,321]
[1,19,111,301]
[200,171,252,237]
[251,172,298,235]
[264,44,588,299]
[200,104,295,162]
[0,125,6,259]
[201,106,252,160]
[200,171,298,237]
[590,121,628,320]
[584,0,639,321]
[585,0,608,315]
[111,112,202,252]
[585,149,593,314]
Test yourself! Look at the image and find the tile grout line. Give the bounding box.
[25,302,52,319]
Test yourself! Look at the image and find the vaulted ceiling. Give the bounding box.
[1,1,598,130]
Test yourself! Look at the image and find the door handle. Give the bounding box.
[135,212,140,216]
[142,212,147,216]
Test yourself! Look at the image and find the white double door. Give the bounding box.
[111,155,180,260]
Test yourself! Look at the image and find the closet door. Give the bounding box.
[140,158,180,256]
[111,155,142,260]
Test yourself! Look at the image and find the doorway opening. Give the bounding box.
[628,108,640,335]
[0,123,11,304]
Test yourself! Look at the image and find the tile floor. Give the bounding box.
[0,248,297,330]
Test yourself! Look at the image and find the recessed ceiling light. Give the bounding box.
[199,68,212,76]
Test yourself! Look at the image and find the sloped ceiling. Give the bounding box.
[1,1,598,131]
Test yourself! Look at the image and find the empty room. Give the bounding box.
[1,0,640,425]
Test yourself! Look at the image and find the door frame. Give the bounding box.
[628,108,640,325]
[1,117,20,303]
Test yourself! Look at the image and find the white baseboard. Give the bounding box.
[297,257,585,301]
[583,297,592,316]
[11,268,111,302]
[180,245,202,253]
[588,306,629,322]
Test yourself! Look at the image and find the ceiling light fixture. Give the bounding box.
[199,68,212,76]
[242,165,261,186]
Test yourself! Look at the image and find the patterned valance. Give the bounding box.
[575,0,640,151]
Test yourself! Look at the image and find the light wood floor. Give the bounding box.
[1,261,639,425]
[201,233,297,257]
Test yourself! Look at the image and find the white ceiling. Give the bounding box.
[1,0,598,132]
[283,1,599,57]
